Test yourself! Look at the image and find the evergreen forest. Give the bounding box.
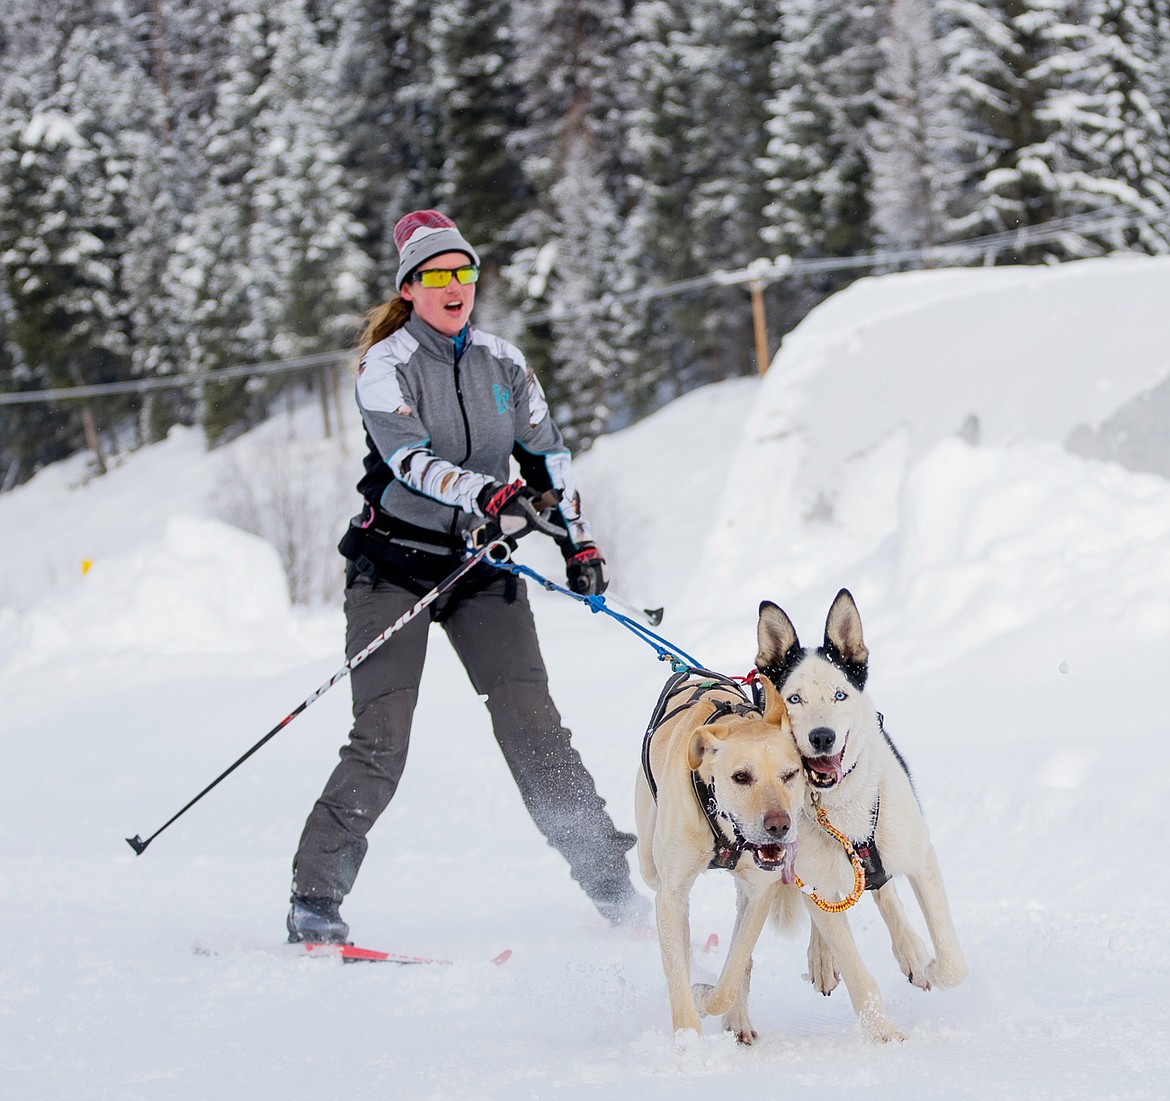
[2,0,1169,486]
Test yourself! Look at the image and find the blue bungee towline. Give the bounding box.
[490,553,871,911]
[488,557,704,672]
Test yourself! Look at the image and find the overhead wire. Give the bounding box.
[2,200,1168,407]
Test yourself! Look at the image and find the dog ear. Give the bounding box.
[823,588,869,684]
[756,600,800,675]
[758,675,790,728]
[687,726,726,771]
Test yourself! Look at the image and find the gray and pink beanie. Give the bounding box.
[393,210,480,292]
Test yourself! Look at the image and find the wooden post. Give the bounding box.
[331,360,347,446]
[68,362,107,475]
[79,401,108,475]
[750,280,770,376]
[317,362,333,439]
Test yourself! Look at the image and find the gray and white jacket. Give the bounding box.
[355,314,594,550]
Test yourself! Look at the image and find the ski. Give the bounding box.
[301,943,513,966]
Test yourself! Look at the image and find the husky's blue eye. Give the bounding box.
[834,689,848,701]
[786,694,802,706]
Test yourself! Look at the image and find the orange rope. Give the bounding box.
[794,805,866,913]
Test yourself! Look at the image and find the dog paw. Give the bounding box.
[893,936,932,990]
[906,970,931,992]
[865,1019,907,1044]
[804,963,840,996]
[721,1005,756,1045]
[673,1025,702,1048]
[924,955,968,990]
[859,995,906,1043]
[861,1006,903,1038]
[806,931,840,993]
[690,982,715,1015]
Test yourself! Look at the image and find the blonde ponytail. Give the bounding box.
[357,295,412,358]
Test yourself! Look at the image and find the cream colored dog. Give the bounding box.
[635,673,804,1043]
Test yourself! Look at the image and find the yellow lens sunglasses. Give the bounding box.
[411,265,480,289]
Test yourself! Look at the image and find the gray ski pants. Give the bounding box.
[291,570,635,908]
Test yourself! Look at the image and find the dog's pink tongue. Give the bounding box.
[807,751,844,784]
[780,844,798,885]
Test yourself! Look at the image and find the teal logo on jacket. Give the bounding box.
[492,384,511,414]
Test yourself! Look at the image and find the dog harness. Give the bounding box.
[640,668,875,905]
[851,713,898,892]
[691,772,751,870]
[853,794,890,892]
[640,668,764,870]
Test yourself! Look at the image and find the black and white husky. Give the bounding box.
[755,589,968,1018]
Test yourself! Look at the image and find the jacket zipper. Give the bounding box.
[451,353,473,541]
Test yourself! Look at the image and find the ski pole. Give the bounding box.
[126,536,512,856]
[604,593,664,627]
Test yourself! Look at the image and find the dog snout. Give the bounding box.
[808,726,836,754]
[764,809,792,839]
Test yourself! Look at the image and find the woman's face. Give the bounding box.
[400,251,477,337]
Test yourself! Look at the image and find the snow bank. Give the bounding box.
[0,516,296,680]
[678,257,1170,669]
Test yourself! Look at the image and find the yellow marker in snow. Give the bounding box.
[81,558,93,575]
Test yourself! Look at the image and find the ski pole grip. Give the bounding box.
[126,835,149,855]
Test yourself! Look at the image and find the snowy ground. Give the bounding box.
[2,256,1169,1099]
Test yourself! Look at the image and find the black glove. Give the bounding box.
[477,479,548,540]
[565,542,609,595]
